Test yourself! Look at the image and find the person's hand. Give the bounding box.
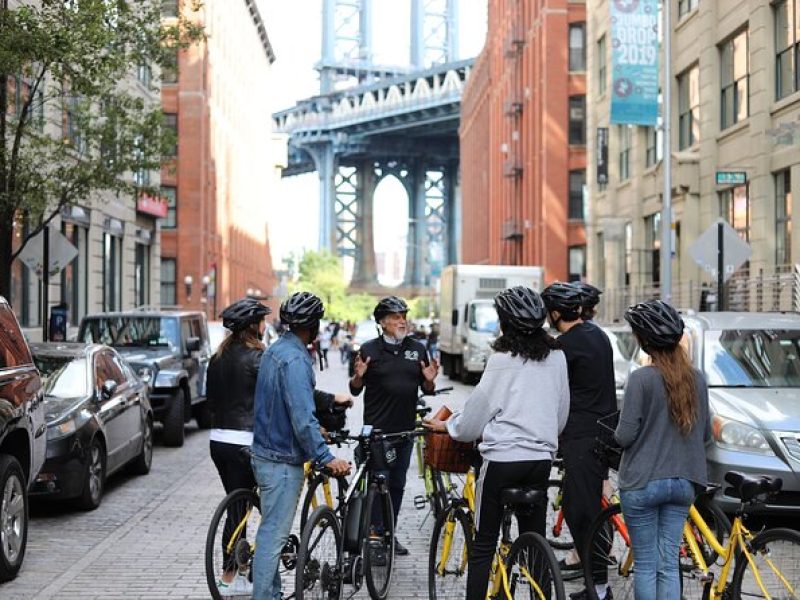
[421,358,439,383]
[326,458,351,476]
[334,393,354,408]
[422,417,448,433]
[354,354,370,378]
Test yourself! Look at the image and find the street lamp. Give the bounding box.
[184,274,193,301]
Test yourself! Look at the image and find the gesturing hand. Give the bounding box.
[333,393,354,408]
[421,358,440,383]
[354,354,371,379]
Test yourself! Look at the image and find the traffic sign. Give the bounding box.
[716,171,747,186]
[18,229,78,279]
[689,219,751,282]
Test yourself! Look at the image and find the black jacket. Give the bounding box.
[207,343,263,431]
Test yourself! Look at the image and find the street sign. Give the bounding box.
[689,219,751,282]
[715,171,747,186]
[18,229,78,279]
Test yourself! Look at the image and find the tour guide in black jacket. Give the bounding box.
[349,296,439,556]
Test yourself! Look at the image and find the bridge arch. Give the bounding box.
[373,173,409,287]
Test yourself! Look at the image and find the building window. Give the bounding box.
[645,125,663,167]
[775,0,800,100]
[678,0,699,18]
[161,185,177,228]
[645,212,661,284]
[618,125,631,181]
[720,29,749,130]
[776,170,792,265]
[569,95,586,145]
[60,221,88,326]
[678,64,700,149]
[161,0,179,18]
[161,258,177,306]
[597,35,607,95]
[161,48,179,84]
[568,245,586,282]
[569,170,586,220]
[102,232,123,312]
[569,23,586,71]
[163,113,177,157]
[720,184,750,241]
[135,243,150,307]
[137,63,151,88]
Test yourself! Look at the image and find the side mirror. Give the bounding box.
[186,336,201,353]
[451,309,458,327]
[101,379,118,400]
[137,367,152,385]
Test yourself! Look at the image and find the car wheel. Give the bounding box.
[193,400,213,430]
[128,416,153,475]
[0,455,28,582]
[162,389,185,447]
[76,439,105,511]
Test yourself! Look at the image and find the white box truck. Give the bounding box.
[438,264,544,382]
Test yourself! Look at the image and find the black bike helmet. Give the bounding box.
[624,300,684,350]
[279,292,325,328]
[220,297,271,332]
[494,286,546,333]
[575,282,603,308]
[373,296,409,321]
[541,282,583,318]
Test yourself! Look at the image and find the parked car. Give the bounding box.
[78,310,211,447]
[29,343,153,510]
[0,297,45,581]
[348,319,378,377]
[599,323,638,406]
[206,320,227,355]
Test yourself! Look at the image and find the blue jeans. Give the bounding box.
[251,456,305,600]
[620,478,695,600]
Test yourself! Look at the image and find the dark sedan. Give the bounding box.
[29,343,153,510]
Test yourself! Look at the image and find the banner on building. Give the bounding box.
[597,127,609,184]
[609,0,659,126]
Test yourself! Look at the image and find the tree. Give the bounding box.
[0,0,204,298]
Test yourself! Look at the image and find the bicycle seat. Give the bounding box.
[723,471,783,502]
[500,487,546,509]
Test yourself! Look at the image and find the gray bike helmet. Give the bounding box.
[575,283,602,308]
[220,297,271,332]
[495,286,547,333]
[373,296,409,321]
[624,300,684,350]
[541,282,583,319]
[280,292,325,328]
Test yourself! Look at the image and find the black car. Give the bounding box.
[29,343,153,510]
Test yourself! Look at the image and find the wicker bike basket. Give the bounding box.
[423,406,475,474]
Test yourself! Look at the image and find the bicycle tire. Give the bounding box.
[363,485,395,600]
[546,479,574,551]
[730,527,800,600]
[428,506,473,600]
[296,505,343,600]
[582,503,634,600]
[430,467,450,519]
[205,488,260,600]
[300,473,347,532]
[504,531,566,600]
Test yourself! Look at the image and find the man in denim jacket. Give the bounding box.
[251,292,350,600]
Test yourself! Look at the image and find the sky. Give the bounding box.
[258,0,487,279]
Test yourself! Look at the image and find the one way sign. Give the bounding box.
[689,219,752,281]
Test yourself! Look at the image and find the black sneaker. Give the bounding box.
[558,558,582,571]
[394,539,409,556]
[569,587,613,600]
[369,540,387,567]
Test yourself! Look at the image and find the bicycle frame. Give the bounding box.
[303,461,335,510]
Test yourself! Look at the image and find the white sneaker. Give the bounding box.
[217,579,235,597]
[228,574,253,597]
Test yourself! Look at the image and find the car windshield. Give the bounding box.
[469,303,498,333]
[79,316,179,350]
[35,356,89,399]
[704,329,800,387]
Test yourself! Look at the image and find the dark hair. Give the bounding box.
[491,326,561,362]
[215,321,264,358]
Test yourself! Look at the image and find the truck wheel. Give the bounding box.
[162,390,185,447]
[0,455,27,582]
[193,400,213,430]
[441,353,451,376]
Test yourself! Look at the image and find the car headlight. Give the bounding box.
[47,418,77,441]
[712,415,774,455]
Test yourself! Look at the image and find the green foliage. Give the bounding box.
[408,295,438,319]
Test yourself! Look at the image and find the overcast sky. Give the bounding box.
[258,0,488,273]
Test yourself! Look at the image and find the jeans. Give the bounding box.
[251,456,305,600]
[620,478,695,600]
[371,439,414,530]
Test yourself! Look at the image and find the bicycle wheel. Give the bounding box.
[682,494,731,571]
[582,503,634,600]
[546,479,573,551]
[205,488,260,600]
[429,506,472,599]
[296,505,343,600]
[730,527,800,600]
[364,485,395,600]
[504,531,566,600]
[429,466,450,519]
[300,473,347,532]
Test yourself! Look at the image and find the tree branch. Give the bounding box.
[10,196,65,261]
[8,64,49,194]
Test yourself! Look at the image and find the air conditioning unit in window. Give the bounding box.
[503,23,525,58]
[504,99,523,117]
[502,218,524,240]
[503,159,523,178]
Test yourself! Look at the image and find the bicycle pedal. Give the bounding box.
[413,495,428,510]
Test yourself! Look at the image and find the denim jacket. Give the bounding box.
[252,332,334,466]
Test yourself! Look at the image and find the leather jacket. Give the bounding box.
[207,343,263,431]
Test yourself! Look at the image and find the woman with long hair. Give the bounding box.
[424,286,570,600]
[615,300,711,600]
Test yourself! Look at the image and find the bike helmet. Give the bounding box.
[541,282,583,318]
[373,295,409,321]
[624,300,684,350]
[220,297,271,332]
[279,292,325,328]
[494,286,546,333]
[575,282,603,308]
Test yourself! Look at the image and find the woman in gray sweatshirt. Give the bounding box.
[424,286,570,600]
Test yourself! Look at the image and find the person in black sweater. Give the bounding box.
[542,282,617,600]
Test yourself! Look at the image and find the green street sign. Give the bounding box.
[716,171,747,186]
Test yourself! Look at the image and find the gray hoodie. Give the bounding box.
[446,350,570,462]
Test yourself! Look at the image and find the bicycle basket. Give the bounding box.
[424,433,475,474]
[594,411,622,471]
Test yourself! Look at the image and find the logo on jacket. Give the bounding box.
[404,350,419,361]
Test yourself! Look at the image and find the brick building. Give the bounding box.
[160,0,278,316]
[460,0,587,283]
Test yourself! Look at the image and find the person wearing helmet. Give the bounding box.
[614,300,710,600]
[349,295,439,556]
[251,292,350,600]
[575,282,603,321]
[542,281,616,599]
[424,286,569,600]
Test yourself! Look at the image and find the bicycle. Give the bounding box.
[429,466,566,600]
[413,387,455,519]
[295,425,427,600]
[581,471,794,600]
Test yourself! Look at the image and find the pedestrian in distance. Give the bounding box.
[251,292,350,600]
[424,286,570,600]
[318,324,332,370]
[349,295,439,557]
[616,300,711,600]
